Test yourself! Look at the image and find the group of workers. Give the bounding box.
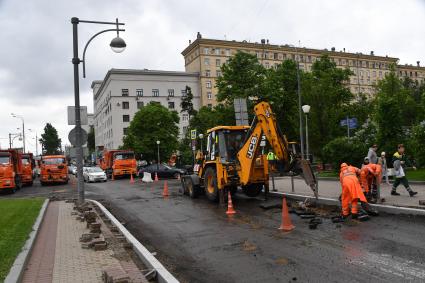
[339,143,418,220]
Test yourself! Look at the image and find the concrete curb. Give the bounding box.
[88,199,179,283]
[275,175,425,185]
[269,192,425,216]
[4,199,50,283]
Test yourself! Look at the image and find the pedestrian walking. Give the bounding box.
[391,144,417,197]
[367,144,378,164]
[377,152,390,185]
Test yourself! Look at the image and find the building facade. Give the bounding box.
[92,69,200,150]
[181,33,425,106]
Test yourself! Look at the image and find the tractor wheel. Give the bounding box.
[204,167,219,202]
[242,183,263,197]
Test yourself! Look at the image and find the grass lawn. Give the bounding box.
[318,168,425,181]
[0,198,44,282]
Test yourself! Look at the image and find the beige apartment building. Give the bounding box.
[181,33,425,106]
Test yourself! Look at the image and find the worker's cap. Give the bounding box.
[364,157,369,161]
[381,151,385,156]
[340,163,348,168]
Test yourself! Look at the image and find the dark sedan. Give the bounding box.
[138,164,186,179]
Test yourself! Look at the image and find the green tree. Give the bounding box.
[180,85,197,119]
[302,54,354,159]
[39,123,61,154]
[87,126,95,153]
[122,102,179,162]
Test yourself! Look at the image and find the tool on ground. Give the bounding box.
[279,197,295,231]
[162,180,169,197]
[226,191,236,215]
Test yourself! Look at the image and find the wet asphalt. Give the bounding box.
[4,177,425,282]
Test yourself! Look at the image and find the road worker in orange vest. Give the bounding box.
[339,163,368,220]
[360,157,382,203]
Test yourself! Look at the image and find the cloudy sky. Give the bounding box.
[0,0,424,153]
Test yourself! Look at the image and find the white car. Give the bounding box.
[83,167,107,183]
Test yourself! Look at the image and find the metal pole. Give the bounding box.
[157,143,160,169]
[295,45,304,159]
[305,114,309,160]
[22,119,25,153]
[291,175,295,193]
[35,133,38,156]
[346,116,350,138]
[71,17,85,204]
[9,133,11,149]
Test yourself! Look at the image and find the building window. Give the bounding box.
[123,115,130,122]
[225,49,230,56]
[265,62,270,69]
[207,92,212,100]
[205,70,211,77]
[168,89,174,97]
[122,101,129,109]
[136,89,143,97]
[137,101,144,109]
[216,59,221,67]
[215,48,220,55]
[181,89,187,96]
[274,53,278,60]
[216,71,222,77]
[182,126,188,135]
[206,81,212,88]
[182,113,189,121]
[256,51,260,58]
[204,47,209,54]
[204,58,210,65]
[123,127,129,135]
[168,102,175,109]
[121,89,129,97]
[152,89,159,97]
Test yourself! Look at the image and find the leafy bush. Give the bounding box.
[323,137,368,170]
[408,121,425,167]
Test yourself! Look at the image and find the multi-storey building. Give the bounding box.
[181,33,425,106]
[92,69,200,150]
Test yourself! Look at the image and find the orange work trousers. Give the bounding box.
[341,175,367,216]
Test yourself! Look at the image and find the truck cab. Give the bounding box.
[100,150,137,179]
[21,153,35,186]
[40,155,68,185]
[0,150,23,193]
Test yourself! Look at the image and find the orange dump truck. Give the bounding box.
[0,149,23,193]
[21,153,35,186]
[40,155,68,185]
[99,150,137,179]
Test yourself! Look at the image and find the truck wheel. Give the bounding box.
[204,167,219,202]
[242,183,263,197]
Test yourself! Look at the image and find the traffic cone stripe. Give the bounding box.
[279,197,295,231]
[226,191,236,215]
[155,172,159,182]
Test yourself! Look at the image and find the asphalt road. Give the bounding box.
[4,177,425,282]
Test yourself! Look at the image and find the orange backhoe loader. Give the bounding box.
[0,149,23,193]
[181,101,318,203]
[99,150,137,179]
[40,155,69,185]
[21,153,35,186]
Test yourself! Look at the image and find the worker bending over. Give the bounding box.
[360,157,382,203]
[339,163,368,219]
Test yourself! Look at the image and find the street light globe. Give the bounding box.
[156,140,160,145]
[199,134,204,139]
[302,105,311,114]
[110,36,126,53]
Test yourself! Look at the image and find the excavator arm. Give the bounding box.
[237,101,318,198]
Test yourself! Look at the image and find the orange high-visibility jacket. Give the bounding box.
[340,164,367,203]
[360,164,382,193]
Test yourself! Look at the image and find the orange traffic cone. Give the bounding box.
[279,197,295,231]
[154,172,159,182]
[226,191,236,215]
[111,173,115,181]
[130,173,135,184]
[162,180,169,197]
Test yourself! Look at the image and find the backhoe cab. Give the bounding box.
[181,101,318,202]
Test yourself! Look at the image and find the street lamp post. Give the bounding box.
[9,133,22,149]
[71,17,126,204]
[28,129,38,156]
[156,140,160,169]
[302,105,311,161]
[11,114,25,153]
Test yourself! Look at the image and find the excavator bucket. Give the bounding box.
[299,159,318,199]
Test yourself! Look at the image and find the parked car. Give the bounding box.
[68,164,77,175]
[83,166,107,182]
[138,164,186,179]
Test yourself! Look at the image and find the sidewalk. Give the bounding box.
[21,201,144,283]
[270,176,425,209]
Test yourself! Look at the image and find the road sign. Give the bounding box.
[67,106,88,125]
[190,129,197,140]
[68,127,88,147]
[340,117,358,129]
[234,98,249,126]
